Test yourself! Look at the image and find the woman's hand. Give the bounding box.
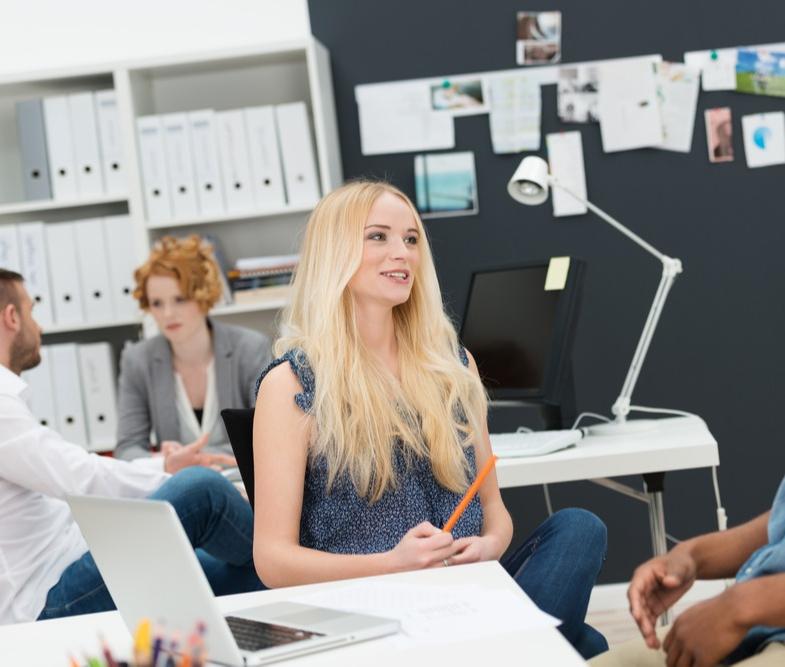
[447,535,502,565]
[387,522,462,572]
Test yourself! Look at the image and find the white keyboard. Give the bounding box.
[490,429,583,458]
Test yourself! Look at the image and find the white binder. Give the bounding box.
[77,342,118,452]
[102,215,140,320]
[274,102,321,206]
[17,222,54,328]
[136,115,173,222]
[161,113,199,220]
[244,106,286,210]
[68,92,105,198]
[215,110,255,213]
[49,343,88,447]
[94,90,126,195]
[43,96,79,200]
[0,224,21,272]
[73,219,114,323]
[187,110,226,217]
[45,222,84,325]
[21,345,58,429]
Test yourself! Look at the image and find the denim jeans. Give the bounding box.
[501,508,609,660]
[38,467,263,621]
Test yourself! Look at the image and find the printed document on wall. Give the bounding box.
[356,81,455,155]
[546,132,587,217]
[488,74,541,153]
[684,51,737,91]
[654,62,700,153]
[741,112,785,168]
[597,60,663,152]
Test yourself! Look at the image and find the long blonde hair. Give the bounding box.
[276,181,488,502]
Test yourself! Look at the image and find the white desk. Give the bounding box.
[496,416,720,558]
[0,562,583,667]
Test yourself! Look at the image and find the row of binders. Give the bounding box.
[0,217,139,329]
[22,342,118,452]
[16,90,126,202]
[137,102,321,223]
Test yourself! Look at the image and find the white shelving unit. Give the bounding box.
[0,38,342,341]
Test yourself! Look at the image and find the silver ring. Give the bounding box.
[443,558,450,567]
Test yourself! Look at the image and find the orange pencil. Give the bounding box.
[443,455,498,532]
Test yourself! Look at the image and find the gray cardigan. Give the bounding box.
[114,320,271,461]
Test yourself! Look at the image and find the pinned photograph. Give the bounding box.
[557,65,599,122]
[705,107,734,163]
[741,112,785,168]
[736,49,785,97]
[414,151,478,219]
[516,11,561,66]
[430,79,487,115]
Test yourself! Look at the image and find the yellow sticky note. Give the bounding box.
[544,256,570,291]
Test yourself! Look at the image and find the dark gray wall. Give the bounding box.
[308,0,785,582]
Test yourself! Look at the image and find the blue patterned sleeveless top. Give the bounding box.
[254,348,483,554]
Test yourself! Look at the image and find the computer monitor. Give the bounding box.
[459,259,584,413]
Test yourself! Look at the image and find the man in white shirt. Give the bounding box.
[0,269,263,625]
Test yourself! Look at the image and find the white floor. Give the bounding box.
[586,580,727,647]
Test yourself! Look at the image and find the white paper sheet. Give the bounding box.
[597,60,663,153]
[741,112,785,168]
[557,65,599,123]
[546,131,587,217]
[298,581,560,648]
[487,74,541,153]
[684,51,737,91]
[654,62,700,153]
[356,81,455,155]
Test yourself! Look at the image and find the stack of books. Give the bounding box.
[228,253,298,305]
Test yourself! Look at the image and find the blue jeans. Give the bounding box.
[38,467,263,620]
[501,508,609,660]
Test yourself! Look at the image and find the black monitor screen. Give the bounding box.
[460,266,560,399]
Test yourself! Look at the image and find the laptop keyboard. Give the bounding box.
[225,616,325,652]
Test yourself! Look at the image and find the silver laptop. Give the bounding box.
[67,496,399,666]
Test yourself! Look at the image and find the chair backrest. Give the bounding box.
[220,408,256,508]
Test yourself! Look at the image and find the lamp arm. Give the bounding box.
[611,264,680,421]
[549,177,668,263]
[547,176,683,422]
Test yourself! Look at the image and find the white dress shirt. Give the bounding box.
[0,364,169,625]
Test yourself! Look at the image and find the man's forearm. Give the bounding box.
[733,573,785,629]
[679,512,769,579]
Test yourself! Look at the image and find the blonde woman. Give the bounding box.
[252,181,608,659]
[115,235,271,473]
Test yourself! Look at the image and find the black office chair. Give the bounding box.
[221,408,256,508]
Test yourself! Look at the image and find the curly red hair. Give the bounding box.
[133,235,222,312]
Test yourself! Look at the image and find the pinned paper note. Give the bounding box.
[736,49,785,97]
[516,11,561,65]
[430,78,489,115]
[684,50,737,91]
[557,65,599,123]
[414,152,478,218]
[654,62,700,153]
[545,257,570,291]
[597,60,663,152]
[488,74,541,153]
[705,107,734,163]
[546,132,587,217]
[741,112,785,168]
[355,81,455,155]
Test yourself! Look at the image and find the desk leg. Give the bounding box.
[643,472,670,626]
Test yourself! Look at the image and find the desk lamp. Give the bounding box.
[507,156,683,434]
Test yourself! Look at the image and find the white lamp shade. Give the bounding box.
[507,156,550,206]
